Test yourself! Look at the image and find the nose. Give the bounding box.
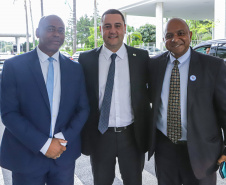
[53,30,60,37]
[171,34,179,42]
[109,26,117,33]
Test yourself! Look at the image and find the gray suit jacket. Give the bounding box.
[148,48,226,179]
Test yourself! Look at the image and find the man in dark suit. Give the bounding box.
[79,9,151,185]
[0,15,89,185]
[148,18,226,185]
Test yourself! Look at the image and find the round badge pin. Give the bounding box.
[190,75,196,81]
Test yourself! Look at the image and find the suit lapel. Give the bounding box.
[153,52,169,118]
[126,45,137,97]
[187,50,200,114]
[58,53,67,118]
[156,53,169,100]
[93,47,102,102]
[27,49,50,110]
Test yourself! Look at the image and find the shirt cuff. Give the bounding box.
[54,132,67,146]
[40,138,52,155]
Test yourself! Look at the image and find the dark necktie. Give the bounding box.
[46,57,54,137]
[98,53,117,134]
[167,59,182,143]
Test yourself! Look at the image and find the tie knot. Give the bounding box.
[111,53,117,61]
[48,57,54,63]
[174,60,179,65]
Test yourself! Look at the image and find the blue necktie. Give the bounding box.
[98,53,117,134]
[46,57,54,137]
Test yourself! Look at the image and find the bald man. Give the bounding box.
[0,15,89,185]
[148,18,226,185]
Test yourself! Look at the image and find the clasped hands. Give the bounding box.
[45,138,67,160]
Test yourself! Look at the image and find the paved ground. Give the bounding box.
[0,120,226,185]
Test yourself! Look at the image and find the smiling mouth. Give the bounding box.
[108,35,118,39]
[174,44,183,48]
[52,41,60,45]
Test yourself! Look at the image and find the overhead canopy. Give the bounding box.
[118,0,214,20]
[118,0,226,49]
[0,33,30,37]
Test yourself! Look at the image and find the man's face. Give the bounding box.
[100,14,126,52]
[36,16,65,56]
[163,19,192,59]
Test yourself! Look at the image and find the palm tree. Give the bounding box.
[23,0,29,52]
[13,0,29,52]
[73,0,76,53]
[41,0,44,16]
[29,0,35,49]
[94,0,97,48]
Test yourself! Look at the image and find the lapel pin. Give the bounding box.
[133,53,136,56]
[190,75,196,81]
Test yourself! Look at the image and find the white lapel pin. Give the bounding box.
[190,75,196,81]
[133,53,136,56]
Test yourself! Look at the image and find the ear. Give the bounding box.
[36,28,40,38]
[124,24,127,34]
[99,26,102,32]
[189,31,193,41]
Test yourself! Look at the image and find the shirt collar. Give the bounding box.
[102,44,126,61]
[169,47,191,64]
[36,46,59,63]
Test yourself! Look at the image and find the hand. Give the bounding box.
[45,138,67,159]
[217,155,226,165]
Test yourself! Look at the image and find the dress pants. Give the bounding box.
[90,124,145,185]
[155,129,216,185]
[12,158,75,185]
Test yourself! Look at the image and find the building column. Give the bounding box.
[156,2,163,50]
[15,37,21,54]
[214,0,226,39]
[123,12,128,44]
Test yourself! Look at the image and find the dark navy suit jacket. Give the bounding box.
[0,49,89,173]
[79,45,152,155]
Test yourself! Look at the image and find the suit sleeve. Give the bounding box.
[60,65,90,144]
[214,61,226,155]
[1,60,49,154]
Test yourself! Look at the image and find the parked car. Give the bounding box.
[193,39,226,62]
[60,51,73,61]
[142,46,163,57]
[72,51,84,61]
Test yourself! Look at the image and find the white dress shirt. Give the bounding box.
[36,46,65,155]
[99,44,134,127]
[157,48,191,140]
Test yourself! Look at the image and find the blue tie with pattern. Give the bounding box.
[46,57,54,137]
[98,53,117,134]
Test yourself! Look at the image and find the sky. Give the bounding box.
[0,0,155,42]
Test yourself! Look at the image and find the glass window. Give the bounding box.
[194,46,209,54]
[216,43,226,60]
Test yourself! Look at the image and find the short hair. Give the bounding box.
[37,15,64,29]
[101,9,125,24]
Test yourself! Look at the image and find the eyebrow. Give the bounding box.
[104,22,122,25]
[167,29,186,33]
[47,25,65,29]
